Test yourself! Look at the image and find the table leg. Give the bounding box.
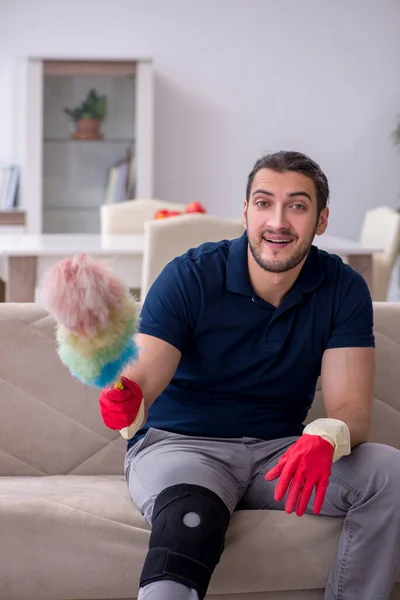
[0,279,5,302]
[6,256,37,302]
[347,254,373,293]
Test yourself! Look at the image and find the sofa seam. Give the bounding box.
[0,448,47,476]
[39,497,138,528]
[0,375,115,441]
[65,437,125,475]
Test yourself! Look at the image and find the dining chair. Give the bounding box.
[100,198,187,234]
[140,213,244,300]
[359,206,400,301]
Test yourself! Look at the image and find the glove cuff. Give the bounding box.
[119,397,146,440]
[303,418,351,462]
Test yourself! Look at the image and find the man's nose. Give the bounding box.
[265,205,289,231]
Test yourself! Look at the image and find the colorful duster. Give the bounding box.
[38,253,139,388]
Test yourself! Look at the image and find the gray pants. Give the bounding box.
[124,428,400,600]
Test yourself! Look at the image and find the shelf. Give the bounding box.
[44,138,134,144]
[0,211,25,226]
[43,60,136,77]
[44,206,100,211]
[8,57,154,235]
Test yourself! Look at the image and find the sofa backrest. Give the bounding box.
[306,301,400,450]
[0,304,125,477]
[0,302,399,477]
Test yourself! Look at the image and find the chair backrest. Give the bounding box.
[100,198,187,234]
[140,213,244,299]
[359,206,400,301]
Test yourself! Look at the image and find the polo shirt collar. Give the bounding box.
[226,231,324,297]
[226,232,254,296]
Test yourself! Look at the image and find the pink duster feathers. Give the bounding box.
[39,253,127,336]
[38,253,139,388]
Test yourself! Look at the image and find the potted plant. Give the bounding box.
[64,89,107,140]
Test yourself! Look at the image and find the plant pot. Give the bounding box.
[71,118,103,141]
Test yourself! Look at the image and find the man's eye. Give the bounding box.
[256,201,269,207]
[292,204,306,210]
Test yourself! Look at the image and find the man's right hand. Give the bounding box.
[98,377,144,430]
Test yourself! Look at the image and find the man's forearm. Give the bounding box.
[120,333,181,417]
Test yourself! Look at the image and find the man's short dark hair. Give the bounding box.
[246,151,330,215]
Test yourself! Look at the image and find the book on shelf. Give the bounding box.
[0,165,20,210]
[104,149,135,204]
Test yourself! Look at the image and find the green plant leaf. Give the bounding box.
[93,96,107,119]
[63,107,83,122]
[63,89,107,122]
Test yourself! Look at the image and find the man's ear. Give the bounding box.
[316,207,329,236]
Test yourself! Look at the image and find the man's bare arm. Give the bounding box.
[122,333,182,418]
[320,346,375,448]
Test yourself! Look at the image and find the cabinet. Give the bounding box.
[1,58,154,234]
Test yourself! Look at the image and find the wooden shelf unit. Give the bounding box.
[0,56,154,234]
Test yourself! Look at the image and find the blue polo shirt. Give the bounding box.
[128,231,374,449]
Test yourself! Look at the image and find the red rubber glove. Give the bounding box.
[264,434,334,517]
[98,376,144,430]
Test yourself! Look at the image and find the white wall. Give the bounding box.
[1,0,400,239]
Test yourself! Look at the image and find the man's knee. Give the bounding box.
[140,483,231,600]
[346,442,400,494]
[352,442,400,468]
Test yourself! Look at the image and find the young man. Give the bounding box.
[99,151,400,600]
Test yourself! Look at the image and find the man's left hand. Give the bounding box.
[264,434,334,517]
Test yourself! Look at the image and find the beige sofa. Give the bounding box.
[1,301,400,600]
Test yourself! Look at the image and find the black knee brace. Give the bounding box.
[139,483,231,600]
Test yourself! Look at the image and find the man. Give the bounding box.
[99,151,400,600]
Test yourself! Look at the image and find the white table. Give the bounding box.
[0,234,144,302]
[313,234,380,292]
[0,233,382,302]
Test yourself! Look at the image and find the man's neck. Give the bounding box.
[247,248,306,307]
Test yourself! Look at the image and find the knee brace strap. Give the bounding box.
[140,483,231,600]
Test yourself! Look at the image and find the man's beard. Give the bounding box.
[247,227,316,274]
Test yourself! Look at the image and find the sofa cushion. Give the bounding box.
[0,312,127,476]
[0,473,380,600]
